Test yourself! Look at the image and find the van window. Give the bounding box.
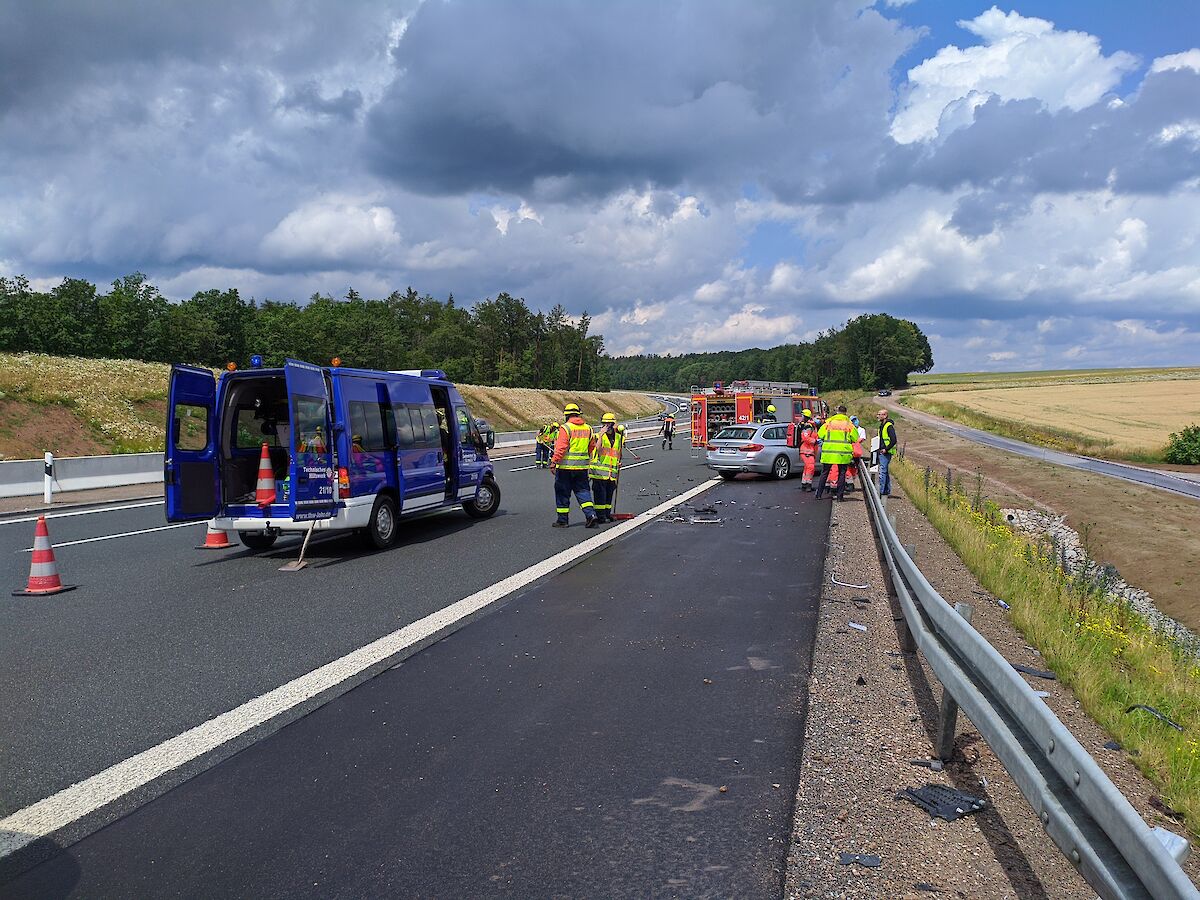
[455,407,473,446]
[349,400,390,452]
[395,407,416,448]
[293,396,329,453]
[174,404,208,451]
[234,406,285,449]
[414,406,441,448]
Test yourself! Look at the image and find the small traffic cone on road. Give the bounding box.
[197,520,235,550]
[254,443,276,507]
[13,516,77,596]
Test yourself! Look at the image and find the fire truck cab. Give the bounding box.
[690,380,829,447]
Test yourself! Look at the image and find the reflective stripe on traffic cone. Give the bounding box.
[197,520,234,550]
[255,443,277,507]
[14,516,77,596]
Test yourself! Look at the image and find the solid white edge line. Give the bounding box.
[22,522,201,551]
[0,476,721,859]
[620,459,655,471]
[0,500,164,527]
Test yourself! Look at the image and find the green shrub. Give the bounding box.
[1165,424,1200,465]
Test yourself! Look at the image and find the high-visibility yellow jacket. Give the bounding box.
[538,423,559,446]
[552,416,594,470]
[589,427,624,480]
[818,415,856,465]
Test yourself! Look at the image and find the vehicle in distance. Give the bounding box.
[705,422,799,480]
[165,358,500,551]
[878,389,892,396]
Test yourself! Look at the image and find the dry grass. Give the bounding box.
[0,353,663,459]
[911,381,1200,458]
[892,456,1200,834]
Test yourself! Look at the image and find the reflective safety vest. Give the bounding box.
[589,429,623,480]
[818,415,855,465]
[559,421,593,470]
[538,423,558,446]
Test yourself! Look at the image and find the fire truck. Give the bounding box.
[690,380,829,447]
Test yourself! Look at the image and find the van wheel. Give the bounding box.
[772,455,791,479]
[239,530,278,552]
[464,477,501,519]
[365,495,398,549]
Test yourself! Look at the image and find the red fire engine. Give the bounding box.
[690,380,829,447]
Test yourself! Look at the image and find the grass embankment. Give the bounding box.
[0,352,662,459]
[891,456,1200,834]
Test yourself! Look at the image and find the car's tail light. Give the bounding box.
[705,442,716,450]
[739,443,764,452]
[337,467,351,498]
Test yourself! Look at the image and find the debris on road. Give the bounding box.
[1103,740,1123,751]
[897,785,987,822]
[831,576,870,589]
[1010,662,1056,680]
[909,759,945,772]
[1124,704,1184,731]
[847,621,867,632]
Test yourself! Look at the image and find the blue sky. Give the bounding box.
[1,1,1199,371]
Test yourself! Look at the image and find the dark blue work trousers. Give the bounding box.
[554,468,594,522]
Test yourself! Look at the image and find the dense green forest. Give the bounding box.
[606,314,933,392]
[0,274,608,390]
[0,273,932,393]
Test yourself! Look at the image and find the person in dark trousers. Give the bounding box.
[876,408,898,496]
[814,405,855,501]
[551,403,598,527]
[659,413,675,450]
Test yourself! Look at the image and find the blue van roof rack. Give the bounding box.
[389,368,449,380]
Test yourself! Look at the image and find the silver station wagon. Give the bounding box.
[704,422,800,480]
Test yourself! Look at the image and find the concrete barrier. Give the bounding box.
[0,452,163,498]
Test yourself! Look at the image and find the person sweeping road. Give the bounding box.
[589,413,624,524]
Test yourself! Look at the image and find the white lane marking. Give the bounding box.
[0,477,721,859]
[507,464,542,472]
[620,459,655,471]
[22,522,201,551]
[0,500,164,527]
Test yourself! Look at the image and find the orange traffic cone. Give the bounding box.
[13,516,77,596]
[197,520,234,550]
[255,443,276,507]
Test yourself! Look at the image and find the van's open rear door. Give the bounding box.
[285,359,337,521]
[165,365,219,522]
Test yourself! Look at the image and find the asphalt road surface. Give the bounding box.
[886,397,1200,500]
[2,427,827,894]
[4,471,826,897]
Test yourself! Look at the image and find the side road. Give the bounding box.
[6,477,826,898]
[786,482,1200,897]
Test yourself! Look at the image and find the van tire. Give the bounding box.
[239,530,278,552]
[464,477,501,519]
[365,495,398,549]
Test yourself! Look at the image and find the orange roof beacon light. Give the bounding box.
[226,362,237,372]
[331,357,342,367]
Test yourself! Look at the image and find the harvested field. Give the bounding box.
[911,366,1200,386]
[913,380,1200,457]
[0,352,662,459]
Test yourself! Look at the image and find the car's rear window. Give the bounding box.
[714,427,756,441]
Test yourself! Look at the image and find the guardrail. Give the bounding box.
[0,405,685,499]
[858,463,1197,899]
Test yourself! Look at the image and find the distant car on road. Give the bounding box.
[878,389,892,396]
[705,422,799,480]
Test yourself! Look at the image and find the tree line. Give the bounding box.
[0,273,609,390]
[606,313,934,392]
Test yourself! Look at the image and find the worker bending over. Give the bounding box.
[551,403,598,528]
[536,420,558,468]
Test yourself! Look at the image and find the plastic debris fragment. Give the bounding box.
[897,785,988,822]
[1125,704,1184,731]
[848,622,867,632]
[838,852,882,868]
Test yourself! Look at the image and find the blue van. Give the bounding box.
[164,359,500,550]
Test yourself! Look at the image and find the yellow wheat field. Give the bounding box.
[919,380,1200,453]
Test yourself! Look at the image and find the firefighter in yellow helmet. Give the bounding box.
[761,403,778,423]
[535,420,559,469]
[590,412,624,523]
[551,403,598,527]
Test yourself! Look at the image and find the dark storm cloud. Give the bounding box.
[365,0,914,199]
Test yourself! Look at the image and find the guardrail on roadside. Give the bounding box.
[858,462,1197,899]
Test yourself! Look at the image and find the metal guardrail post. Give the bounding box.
[936,601,974,760]
[43,452,54,504]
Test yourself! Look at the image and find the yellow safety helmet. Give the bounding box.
[802,408,812,418]
[767,404,776,413]
[602,412,617,423]
[564,403,581,415]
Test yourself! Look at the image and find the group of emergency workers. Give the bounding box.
[540,403,631,528]
[793,404,898,501]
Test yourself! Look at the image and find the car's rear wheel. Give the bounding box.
[364,495,398,549]
[239,530,278,552]
[464,477,501,518]
[772,455,791,479]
